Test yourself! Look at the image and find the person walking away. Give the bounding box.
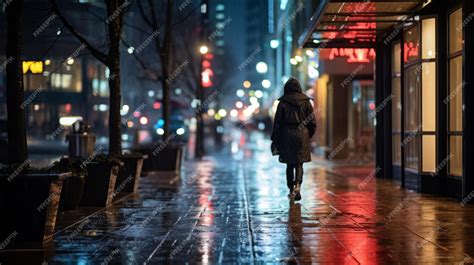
[271,78,316,201]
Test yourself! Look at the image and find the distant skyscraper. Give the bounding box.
[244,0,269,89]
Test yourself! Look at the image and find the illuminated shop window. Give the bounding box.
[403,17,437,173]
[23,59,82,93]
[392,42,402,166]
[448,8,463,176]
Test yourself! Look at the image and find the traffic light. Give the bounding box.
[201,53,214,88]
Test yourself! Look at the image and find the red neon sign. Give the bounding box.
[404,42,419,63]
[328,48,376,63]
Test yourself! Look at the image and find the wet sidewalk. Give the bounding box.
[3,147,474,264]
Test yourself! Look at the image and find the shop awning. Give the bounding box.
[298,0,426,48]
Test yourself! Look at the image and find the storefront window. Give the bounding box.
[404,26,419,63]
[448,8,463,176]
[91,64,109,97]
[422,62,436,132]
[403,18,437,173]
[404,64,420,171]
[422,135,436,172]
[422,61,436,173]
[23,58,83,93]
[449,8,463,54]
[392,42,402,165]
[422,19,436,59]
[421,18,437,174]
[450,136,463,176]
[449,57,463,132]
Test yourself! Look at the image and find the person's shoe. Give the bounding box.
[287,185,294,198]
[294,184,301,201]
[288,189,294,198]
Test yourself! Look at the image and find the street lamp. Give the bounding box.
[199,45,209,54]
[243,81,252,88]
[270,40,279,49]
[236,89,245,98]
[305,49,315,57]
[256,62,268,74]
[262,79,271,89]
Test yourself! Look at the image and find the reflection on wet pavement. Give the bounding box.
[3,141,474,264]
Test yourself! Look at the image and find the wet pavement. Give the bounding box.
[2,137,474,264]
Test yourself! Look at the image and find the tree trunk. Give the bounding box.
[195,0,208,158]
[105,0,124,155]
[5,0,28,164]
[161,0,174,140]
[107,60,121,155]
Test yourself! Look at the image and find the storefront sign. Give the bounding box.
[328,48,376,63]
[22,61,44,74]
[404,42,419,63]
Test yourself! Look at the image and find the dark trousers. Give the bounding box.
[286,163,303,190]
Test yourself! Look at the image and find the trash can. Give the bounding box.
[67,121,96,158]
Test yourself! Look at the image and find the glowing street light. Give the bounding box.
[256,62,268,74]
[290,58,298,65]
[250,96,259,105]
[295,55,303,62]
[230,109,238,118]
[270,39,280,49]
[218,109,227,117]
[235,101,243,108]
[236,89,245,98]
[139,116,149,125]
[199,45,209,54]
[305,49,315,57]
[243,81,252,88]
[261,79,271,89]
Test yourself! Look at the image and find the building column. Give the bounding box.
[375,42,385,178]
[462,0,474,198]
[382,39,393,179]
[436,1,448,196]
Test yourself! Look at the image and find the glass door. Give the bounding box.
[392,42,402,180]
[402,17,438,176]
[448,8,463,177]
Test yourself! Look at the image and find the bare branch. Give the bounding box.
[120,36,151,72]
[49,0,108,65]
[172,4,200,26]
[137,0,156,30]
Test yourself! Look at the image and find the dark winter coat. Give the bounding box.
[271,78,316,164]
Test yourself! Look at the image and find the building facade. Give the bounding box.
[0,0,111,139]
[298,0,474,200]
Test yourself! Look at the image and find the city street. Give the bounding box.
[3,137,472,264]
[3,0,474,264]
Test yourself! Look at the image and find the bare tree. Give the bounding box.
[136,0,174,139]
[5,0,28,164]
[50,0,125,155]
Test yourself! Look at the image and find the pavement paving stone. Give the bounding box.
[2,149,474,264]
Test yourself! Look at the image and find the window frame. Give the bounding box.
[392,41,402,166]
[447,6,463,177]
[402,16,438,174]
